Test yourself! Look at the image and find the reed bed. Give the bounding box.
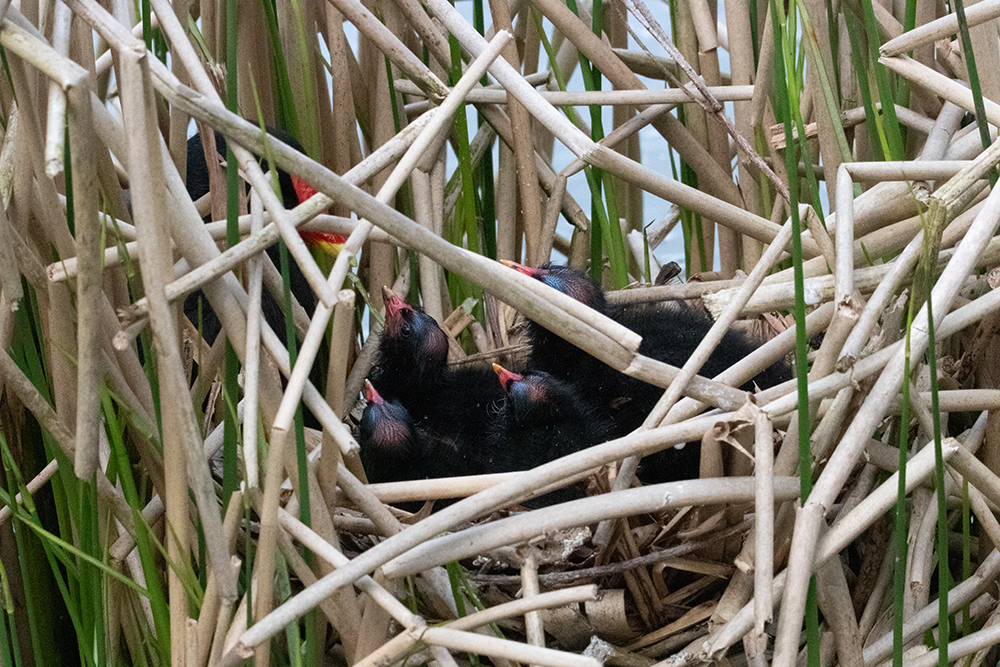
[0,0,998,666]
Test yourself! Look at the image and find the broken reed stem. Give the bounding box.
[448,586,599,631]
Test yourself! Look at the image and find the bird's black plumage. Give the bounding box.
[487,364,611,471]
[504,263,612,392]
[369,287,450,422]
[506,261,792,484]
[359,380,473,511]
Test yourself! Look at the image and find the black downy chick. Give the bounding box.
[485,364,612,506]
[359,379,468,512]
[369,287,506,449]
[488,363,612,470]
[505,261,791,484]
[183,129,344,346]
[502,262,613,392]
[369,286,451,425]
[359,379,428,484]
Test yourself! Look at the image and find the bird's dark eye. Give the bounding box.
[400,324,413,338]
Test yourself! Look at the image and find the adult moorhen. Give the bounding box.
[183,128,345,346]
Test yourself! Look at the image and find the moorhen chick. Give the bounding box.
[504,261,791,483]
[485,363,613,506]
[488,363,612,471]
[183,128,345,346]
[359,379,469,511]
[369,287,506,448]
[360,379,436,484]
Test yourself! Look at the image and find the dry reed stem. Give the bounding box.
[243,189,266,491]
[1,17,103,479]
[403,85,755,105]
[704,436,962,660]
[864,551,1000,666]
[772,175,1000,664]
[319,289,356,489]
[118,44,205,663]
[702,237,1000,317]
[383,478,801,577]
[228,419,721,654]
[521,551,546,666]
[421,627,600,667]
[880,0,1000,56]
[752,408,774,640]
[122,44,237,602]
[0,458,59,525]
[196,492,244,667]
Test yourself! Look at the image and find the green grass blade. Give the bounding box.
[858,1,905,160]
[924,294,949,667]
[771,2,819,663]
[894,302,915,667]
[952,0,997,186]
[223,0,241,515]
[102,390,171,658]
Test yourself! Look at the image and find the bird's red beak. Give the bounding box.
[500,259,536,277]
[298,230,347,254]
[492,363,523,390]
[382,286,411,322]
[364,379,384,405]
[291,175,347,254]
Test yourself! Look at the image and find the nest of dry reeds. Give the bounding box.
[0,0,999,666]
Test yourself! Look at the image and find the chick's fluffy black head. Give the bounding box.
[496,366,570,423]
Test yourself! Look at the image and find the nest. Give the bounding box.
[0,0,999,666]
